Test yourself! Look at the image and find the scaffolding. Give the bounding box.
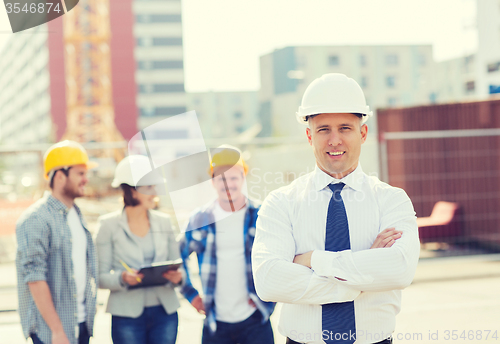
[62,0,124,160]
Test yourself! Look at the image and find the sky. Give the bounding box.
[0,0,477,92]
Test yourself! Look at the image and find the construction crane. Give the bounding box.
[62,0,125,161]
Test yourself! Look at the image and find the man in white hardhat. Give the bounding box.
[16,140,99,344]
[252,73,420,344]
[179,145,275,344]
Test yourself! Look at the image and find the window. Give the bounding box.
[137,37,152,47]
[135,14,182,23]
[136,37,183,47]
[465,81,475,92]
[152,37,182,46]
[137,60,183,70]
[138,84,184,93]
[138,84,154,93]
[429,92,437,104]
[387,97,397,106]
[386,54,398,66]
[386,76,396,88]
[328,55,340,66]
[359,54,367,67]
[487,62,500,73]
[360,76,368,88]
[139,107,187,117]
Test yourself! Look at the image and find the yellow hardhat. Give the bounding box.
[208,145,248,176]
[43,140,98,180]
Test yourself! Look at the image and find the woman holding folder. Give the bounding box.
[96,155,182,344]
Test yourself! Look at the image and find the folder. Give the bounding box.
[129,258,183,289]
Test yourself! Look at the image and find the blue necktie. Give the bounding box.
[322,183,356,344]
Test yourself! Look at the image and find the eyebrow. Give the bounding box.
[316,124,330,129]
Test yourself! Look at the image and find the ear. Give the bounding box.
[360,124,368,143]
[306,128,312,146]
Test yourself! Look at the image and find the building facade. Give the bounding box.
[186,91,259,139]
[259,45,435,137]
[133,0,187,130]
[0,0,187,144]
[476,0,500,97]
[0,25,52,145]
[432,54,477,104]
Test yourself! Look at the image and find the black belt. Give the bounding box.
[286,337,393,344]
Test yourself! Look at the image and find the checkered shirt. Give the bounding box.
[179,198,275,334]
[16,194,98,344]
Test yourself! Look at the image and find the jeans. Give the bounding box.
[202,310,274,344]
[31,322,90,344]
[111,305,178,344]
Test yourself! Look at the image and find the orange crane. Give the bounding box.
[62,0,125,160]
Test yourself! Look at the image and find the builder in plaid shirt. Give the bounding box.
[16,141,98,344]
[180,145,275,344]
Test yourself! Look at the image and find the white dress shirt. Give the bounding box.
[252,164,420,344]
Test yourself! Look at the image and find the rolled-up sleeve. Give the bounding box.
[16,214,49,284]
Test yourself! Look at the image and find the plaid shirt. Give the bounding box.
[16,194,98,344]
[180,198,275,334]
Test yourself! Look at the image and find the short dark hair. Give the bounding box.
[120,184,140,207]
[49,168,71,189]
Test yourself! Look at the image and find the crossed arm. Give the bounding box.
[251,191,420,304]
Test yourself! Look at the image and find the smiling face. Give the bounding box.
[212,165,245,206]
[61,164,88,198]
[306,113,368,179]
[133,185,158,209]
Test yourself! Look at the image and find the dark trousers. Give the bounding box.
[202,310,274,344]
[286,336,393,344]
[31,322,90,344]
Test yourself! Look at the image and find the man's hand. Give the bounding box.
[121,269,144,286]
[293,251,313,268]
[52,330,71,344]
[370,227,402,249]
[191,295,205,315]
[163,269,182,284]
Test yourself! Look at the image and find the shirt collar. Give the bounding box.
[46,192,83,217]
[47,194,70,213]
[312,163,364,192]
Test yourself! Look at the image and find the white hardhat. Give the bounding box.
[111,155,165,188]
[296,73,373,125]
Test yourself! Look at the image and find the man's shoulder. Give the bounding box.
[364,174,411,201]
[16,196,52,231]
[267,170,314,199]
[185,201,217,230]
[246,197,262,211]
